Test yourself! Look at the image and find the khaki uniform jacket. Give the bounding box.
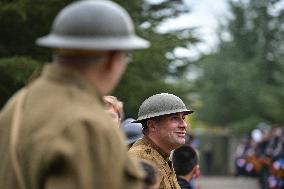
[0,64,144,189]
[129,136,181,189]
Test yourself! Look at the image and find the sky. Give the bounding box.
[157,0,230,59]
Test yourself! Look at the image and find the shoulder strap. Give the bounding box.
[10,88,27,189]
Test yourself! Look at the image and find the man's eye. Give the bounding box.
[171,116,179,120]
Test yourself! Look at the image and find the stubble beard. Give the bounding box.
[167,131,185,148]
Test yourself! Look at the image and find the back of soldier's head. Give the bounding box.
[173,145,198,176]
[35,0,151,95]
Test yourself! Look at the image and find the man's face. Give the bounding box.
[154,112,188,149]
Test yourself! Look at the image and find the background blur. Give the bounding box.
[1,0,284,178]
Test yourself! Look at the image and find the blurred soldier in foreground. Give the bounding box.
[0,0,149,189]
[140,159,161,189]
[129,93,194,189]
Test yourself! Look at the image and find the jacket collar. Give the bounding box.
[144,136,170,161]
[42,63,103,103]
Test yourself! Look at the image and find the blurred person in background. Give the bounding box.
[234,124,284,189]
[121,118,144,148]
[103,95,124,126]
[173,145,200,189]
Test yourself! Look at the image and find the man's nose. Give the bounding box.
[179,119,187,128]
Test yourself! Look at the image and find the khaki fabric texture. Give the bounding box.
[129,137,181,189]
[0,64,144,189]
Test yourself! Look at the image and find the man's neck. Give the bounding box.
[55,61,107,95]
[147,135,172,155]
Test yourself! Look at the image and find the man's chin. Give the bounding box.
[174,138,185,146]
[177,137,185,144]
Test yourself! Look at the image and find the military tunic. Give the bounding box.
[129,136,181,189]
[0,64,144,189]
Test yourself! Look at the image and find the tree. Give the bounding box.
[0,0,200,117]
[113,0,200,117]
[0,57,40,108]
[0,0,72,60]
[195,0,284,128]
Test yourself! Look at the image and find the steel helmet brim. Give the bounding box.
[36,34,150,50]
[132,109,194,123]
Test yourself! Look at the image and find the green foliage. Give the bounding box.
[257,85,284,123]
[0,57,40,108]
[194,0,284,129]
[0,0,72,59]
[228,116,265,135]
[196,54,260,125]
[111,0,200,117]
[0,0,200,118]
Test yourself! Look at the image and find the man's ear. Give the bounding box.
[103,51,116,71]
[147,120,157,132]
[105,51,125,71]
[192,165,200,178]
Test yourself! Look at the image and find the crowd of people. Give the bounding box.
[235,124,284,189]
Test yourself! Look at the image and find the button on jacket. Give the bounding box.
[0,64,144,189]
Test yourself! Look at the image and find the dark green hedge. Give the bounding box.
[0,56,40,108]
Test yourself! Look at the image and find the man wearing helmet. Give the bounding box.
[129,93,194,189]
[0,1,149,189]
